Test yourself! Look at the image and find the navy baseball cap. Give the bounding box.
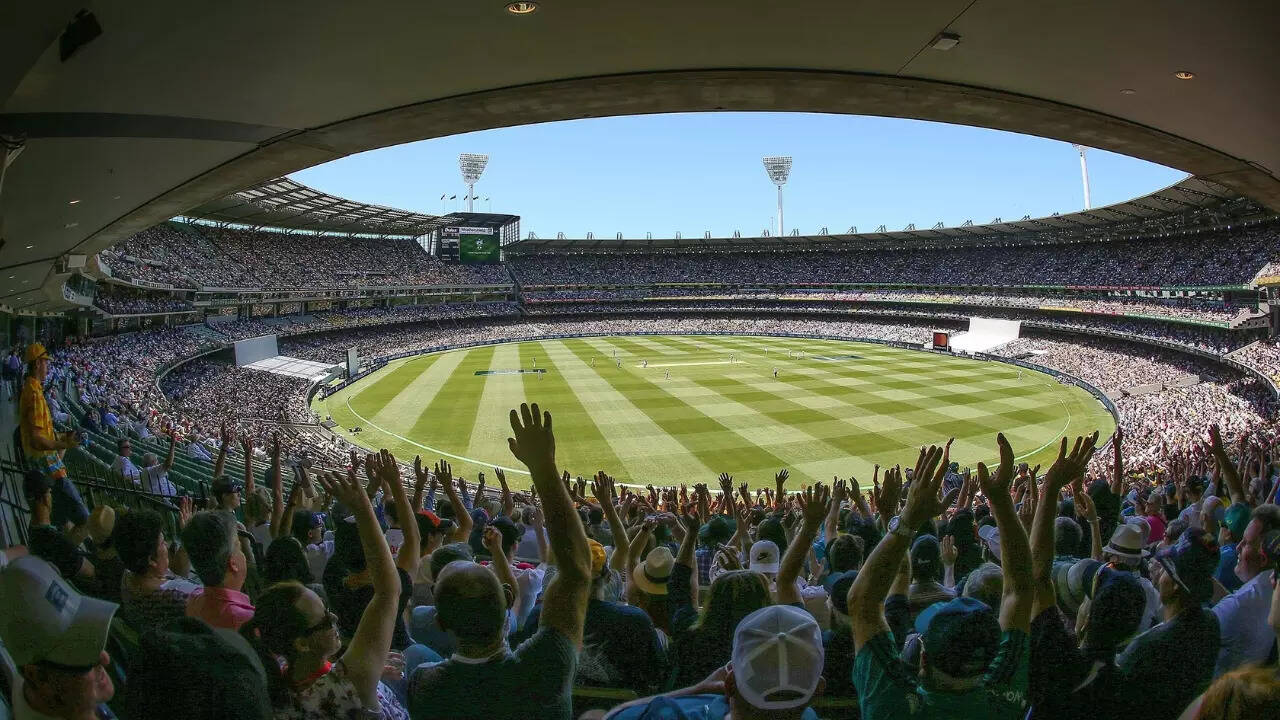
[1155,528,1219,603]
[914,596,1000,678]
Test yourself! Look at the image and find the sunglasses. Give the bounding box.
[304,607,337,635]
[36,658,100,675]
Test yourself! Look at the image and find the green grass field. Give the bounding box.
[312,334,1115,488]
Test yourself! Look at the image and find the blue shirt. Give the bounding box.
[606,694,819,720]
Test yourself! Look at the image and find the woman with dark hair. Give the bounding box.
[664,513,773,690]
[262,535,314,587]
[116,502,195,630]
[241,463,408,719]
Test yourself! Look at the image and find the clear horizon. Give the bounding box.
[291,112,1187,239]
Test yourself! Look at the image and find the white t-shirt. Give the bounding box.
[306,539,335,582]
[249,523,274,554]
[111,455,141,483]
[140,464,177,497]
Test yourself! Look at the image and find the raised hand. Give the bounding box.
[414,455,427,482]
[1074,489,1097,527]
[482,525,506,558]
[377,449,400,485]
[1043,432,1100,493]
[494,467,507,489]
[317,462,373,512]
[976,433,1016,500]
[940,534,958,567]
[832,478,849,507]
[718,472,734,496]
[900,443,959,528]
[507,402,556,471]
[797,483,831,528]
[220,421,233,447]
[434,458,453,486]
[178,495,193,529]
[591,471,614,505]
[240,435,253,457]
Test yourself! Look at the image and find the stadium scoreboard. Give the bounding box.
[450,226,500,263]
[431,212,519,264]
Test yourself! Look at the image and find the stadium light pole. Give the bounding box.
[459,153,489,212]
[762,156,792,237]
[1072,144,1091,210]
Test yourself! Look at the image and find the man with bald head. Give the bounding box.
[408,403,591,720]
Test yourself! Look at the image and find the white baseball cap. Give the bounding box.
[731,605,824,710]
[748,540,780,575]
[0,555,117,667]
[977,524,1001,557]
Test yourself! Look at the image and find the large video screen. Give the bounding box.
[455,227,500,263]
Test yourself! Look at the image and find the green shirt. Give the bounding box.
[853,629,1029,719]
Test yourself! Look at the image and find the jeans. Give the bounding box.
[387,642,442,704]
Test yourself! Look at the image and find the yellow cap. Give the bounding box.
[587,539,607,575]
[24,342,49,364]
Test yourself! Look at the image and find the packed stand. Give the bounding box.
[512,224,1280,288]
[103,222,511,290]
[92,284,193,316]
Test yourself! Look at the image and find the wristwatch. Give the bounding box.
[887,515,913,539]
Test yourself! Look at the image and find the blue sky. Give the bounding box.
[291,113,1187,238]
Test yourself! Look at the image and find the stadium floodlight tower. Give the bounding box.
[762,156,792,236]
[458,153,489,212]
[1072,144,1092,209]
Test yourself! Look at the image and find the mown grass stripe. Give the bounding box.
[404,345,498,460]
[348,354,444,419]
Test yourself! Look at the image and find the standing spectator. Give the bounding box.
[184,510,255,630]
[408,403,591,720]
[849,436,1037,719]
[0,555,118,720]
[1210,504,1280,676]
[19,342,88,530]
[603,605,826,720]
[241,464,410,720]
[1116,528,1222,719]
[23,469,93,583]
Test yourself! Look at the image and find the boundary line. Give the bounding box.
[342,396,531,475]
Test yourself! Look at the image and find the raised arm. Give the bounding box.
[377,450,419,576]
[496,467,515,518]
[318,466,398,709]
[507,403,590,647]
[411,456,428,512]
[826,478,846,549]
[1109,426,1124,497]
[241,435,255,497]
[1208,424,1248,506]
[436,459,473,543]
[977,434,1032,633]
[482,525,523,623]
[849,446,955,651]
[777,483,829,606]
[592,472,630,572]
[269,433,285,531]
[163,430,177,472]
[213,422,231,479]
[1075,491,1103,561]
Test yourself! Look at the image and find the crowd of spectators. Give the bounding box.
[92,285,194,316]
[102,223,510,290]
[161,358,315,425]
[511,224,1280,287]
[525,288,1248,324]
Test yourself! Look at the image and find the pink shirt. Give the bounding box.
[186,586,255,630]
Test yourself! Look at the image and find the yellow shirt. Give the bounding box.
[20,374,55,457]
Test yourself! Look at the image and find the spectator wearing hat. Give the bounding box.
[183,510,255,630]
[117,506,196,630]
[210,475,244,513]
[695,516,733,586]
[19,342,88,531]
[83,505,124,604]
[289,509,335,582]
[850,436,1044,720]
[1212,503,1251,593]
[124,617,272,720]
[1210,503,1280,677]
[907,534,955,620]
[408,403,591,720]
[627,539,675,635]
[0,555,118,720]
[1101,522,1161,633]
[1116,528,1221,719]
[23,469,92,583]
[602,604,826,720]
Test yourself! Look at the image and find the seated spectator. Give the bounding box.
[0,555,118,720]
[262,535,317,588]
[408,403,591,720]
[604,604,826,720]
[124,617,272,720]
[110,437,141,483]
[907,534,955,620]
[183,510,255,630]
[409,542,475,657]
[23,469,93,583]
[84,505,125,604]
[242,467,412,720]
[116,505,195,631]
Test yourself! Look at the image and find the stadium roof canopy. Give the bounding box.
[3,1,1280,311]
[183,177,448,236]
[508,175,1260,252]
